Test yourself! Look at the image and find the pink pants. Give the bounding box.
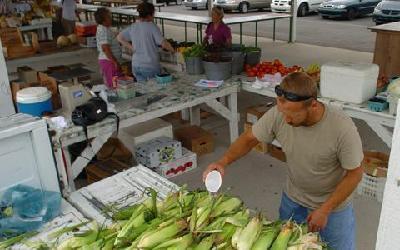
[99,59,123,88]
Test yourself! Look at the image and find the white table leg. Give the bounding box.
[62,147,76,192]
[181,108,190,121]
[47,26,53,40]
[54,147,70,196]
[190,106,201,126]
[228,92,239,142]
[71,131,112,179]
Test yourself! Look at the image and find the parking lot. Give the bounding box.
[161,4,377,52]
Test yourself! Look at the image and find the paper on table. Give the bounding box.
[195,79,224,88]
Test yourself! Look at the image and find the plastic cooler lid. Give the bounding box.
[322,62,379,76]
[16,87,52,104]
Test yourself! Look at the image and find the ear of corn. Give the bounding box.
[231,227,243,249]
[215,223,237,244]
[154,233,193,249]
[210,197,242,218]
[137,219,187,248]
[237,216,262,250]
[194,234,214,250]
[271,222,294,250]
[251,226,281,250]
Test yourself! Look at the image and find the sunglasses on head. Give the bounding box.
[275,85,313,102]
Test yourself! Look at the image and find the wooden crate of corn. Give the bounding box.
[1,188,327,250]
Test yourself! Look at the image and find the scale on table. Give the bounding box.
[50,67,93,116]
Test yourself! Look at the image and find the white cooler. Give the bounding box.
[320,62,379,104]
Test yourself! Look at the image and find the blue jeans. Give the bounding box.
[133,66,160,82]
[279,192,355,250]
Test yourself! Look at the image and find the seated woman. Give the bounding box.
[95,7,123,88]
[117,2,174,82]
[203,7,232,49]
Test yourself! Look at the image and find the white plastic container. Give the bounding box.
[320,62,379,104]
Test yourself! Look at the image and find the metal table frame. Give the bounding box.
[52,80,239,194]
[242,83,396,148]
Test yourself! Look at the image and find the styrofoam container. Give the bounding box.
[16,87,52,116]
[320,62,379,104]
[118,118,173,153]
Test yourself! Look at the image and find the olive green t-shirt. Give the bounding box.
[252,105,363,210]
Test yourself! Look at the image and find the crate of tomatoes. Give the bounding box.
[244,59,303,78]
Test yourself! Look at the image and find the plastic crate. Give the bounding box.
[357,173,386,202]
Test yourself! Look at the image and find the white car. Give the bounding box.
[271,0,323,16]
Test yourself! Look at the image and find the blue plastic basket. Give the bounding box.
[368,98,389,112]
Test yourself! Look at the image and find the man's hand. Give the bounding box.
[202,162,226,182]
[307,208,330,232]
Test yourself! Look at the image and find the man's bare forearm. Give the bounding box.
[320,167,363,213]
[217,130,259,167]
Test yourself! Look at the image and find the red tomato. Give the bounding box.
[248,71,256,77]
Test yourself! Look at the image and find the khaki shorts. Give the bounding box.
[62,18,76,35]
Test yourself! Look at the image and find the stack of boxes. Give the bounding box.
[76,22,97,48]
[244,103,286,162]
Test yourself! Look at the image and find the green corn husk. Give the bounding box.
[231,227,243,249]
[136,219,187,248]
[190,205,198,233]
[48,221,89,239]
[271,222,294,250]
[237,215,262,250]
[251,226,281,250]
[194,235,214,250]
[215,223,237,244]
[0,231,38,249]
[210,197,242,218]
[225,210,250,227]
[112,204,140,221]
[154,233,193,249]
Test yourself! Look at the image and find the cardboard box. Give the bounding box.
[78,36,96,48]
[244,122,268,154]
[10,81,41,102]
[97,137,133,165]
[86,158,130,184]
[17,66,37,83]
[362,151,389,177]
[174,126,214,156]
[136,137,183,169]
[268,143,286,162]
[0,28,22,47]
[246,102,274,124]
[154,148,197,178]
[38,72,58,95]
[6,45,36,59]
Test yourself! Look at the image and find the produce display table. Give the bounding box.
[51,73,240,193]
[76,4,292,45]
[241,81,396,148]
[19,23,53,41]
[369,22,400,78]
[10,166,177,249]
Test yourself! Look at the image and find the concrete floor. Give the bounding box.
[5,26,387,250]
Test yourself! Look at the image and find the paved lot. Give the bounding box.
[161,4,377,52]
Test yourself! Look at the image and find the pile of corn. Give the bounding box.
[5,188,327,249]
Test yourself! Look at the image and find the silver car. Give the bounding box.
[184,0,210,9]
[214,0,272,12]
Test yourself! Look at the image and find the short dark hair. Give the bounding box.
[137,2,155,18]
[94,7,110,25]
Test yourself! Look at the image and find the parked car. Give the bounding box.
[184,0,210,9]
[373,0,400,24]
[318,0,381,20]
[271,0,323,16]
[214,0,272,13]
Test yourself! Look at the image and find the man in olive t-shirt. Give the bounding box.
[203,72,364,250]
